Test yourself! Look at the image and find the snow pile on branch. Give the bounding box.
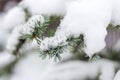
[55,0,111,57]
[40,59,117,80]
[0,29,9,51]
[3,7,26,30]
[21,15,45,35]
[9,52,54,80]
[0,14,9,50]
[40,35,67,51]
[20,0,74,16]
[114,70,120,80]
[111,0,120,26]
[6,26,22,53]
[0,52,16,69]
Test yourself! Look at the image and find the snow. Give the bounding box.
[9,52,54,80]
[40,59,117,80]
[0,51,16,69]
[8,51,118,80]
[6,26,22,53]
[57,0,111,57]
[40,35,67,51]
[99,60,116,80]
[21,15,45,35]
[111,0,120,26]
[114,70,120,80]
[3,7,26,31]
[0,29,9,51]
[20,0,74,16]
[0,13,9,51]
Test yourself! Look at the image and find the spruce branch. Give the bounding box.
[40,44,67,61]
[39,35,86,61]
[68,35,101,62]
[20,15,51,45]
[39,34,102,61]
[89,54,101,63]
[67,34,85,53]
[40,37,68,61]
[12,39,26,55]
[19,15,62,61]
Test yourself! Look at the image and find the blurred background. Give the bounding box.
[0,0,20,12]
[0,0,21,52]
